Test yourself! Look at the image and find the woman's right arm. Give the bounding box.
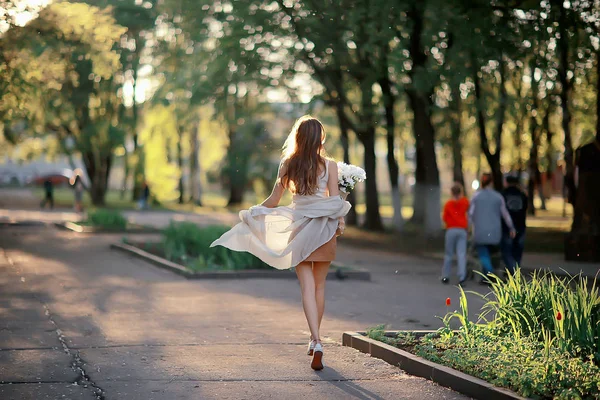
[261,162,287,208]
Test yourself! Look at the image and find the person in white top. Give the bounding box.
[211,116,350,370]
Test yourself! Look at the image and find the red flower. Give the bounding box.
[556,311,562,321]
[446,298,451,306]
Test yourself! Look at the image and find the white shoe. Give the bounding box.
[307,340,316,356]
[311,343,324,370]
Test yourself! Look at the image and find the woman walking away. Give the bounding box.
[441,182,469,285]
[469,173,516,283]
[211,116,350,371]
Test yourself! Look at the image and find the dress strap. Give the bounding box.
[324,159,329,180]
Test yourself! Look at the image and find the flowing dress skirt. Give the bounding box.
[210,195,351,270]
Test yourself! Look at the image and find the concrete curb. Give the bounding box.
[342,331,528,400]
[111,242,371,281]
[55,222,157,234]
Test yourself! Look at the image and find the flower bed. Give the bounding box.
[127,222,271,272]
[365,271,600,399]
[116,222,370,280]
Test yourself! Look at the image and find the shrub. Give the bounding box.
[162,222,270,270]
[86,209,127,229]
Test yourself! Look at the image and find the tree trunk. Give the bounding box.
[177,128,184,204]
[528,64,540,215]
[406,4,441,234]
[473,56,504,192]
[543,104,555,184]
[406,89,442,234]
[380,76,404,231]
[557,2,576,205]
[450,82,465,190]
[189,118,202,206]
[227,125,245,206]
[336,105,357,226]
[83,151,111,206]
[120,148,128,199]
[358,131,384,231]
[130,44,143,202]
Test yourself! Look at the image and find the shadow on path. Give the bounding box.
[316,366,385,400]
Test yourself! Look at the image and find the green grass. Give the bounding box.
[367,271,600,399]
[84,209,127,229]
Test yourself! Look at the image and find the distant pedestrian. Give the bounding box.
[469,173,516,283]
[441,182,469,285]
[40,179,54,209]
[138,181,150,210]
[501,174,528,274]
[72,174,85,213]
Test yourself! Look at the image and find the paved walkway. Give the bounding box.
[0,223,471,399]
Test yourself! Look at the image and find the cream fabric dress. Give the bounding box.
[210,161,351,270]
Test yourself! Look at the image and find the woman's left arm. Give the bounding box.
[326,160,339,197]
[261,162,287,208]
[326,161,345,233]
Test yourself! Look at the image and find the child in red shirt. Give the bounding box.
[441,183,469,284]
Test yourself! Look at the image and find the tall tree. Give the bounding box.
[1,2,126,205]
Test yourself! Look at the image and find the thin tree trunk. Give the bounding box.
[189,118,202,206]
[359,131,383,231]
[336,105,357,226]
[380,76,404,231]
[130,44,143,202]
[226,124,245,206]
[450,82,465,190]
[528,66,540,215]
[473,55,504,192]
[543,103,555,185]
[177,128,184,204]
[557,2,576,205]
[355,75,383,231]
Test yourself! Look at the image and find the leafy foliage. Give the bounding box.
[161,222,270,271]
[86,209,127,229]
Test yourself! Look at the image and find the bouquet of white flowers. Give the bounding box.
[337,162,366,196]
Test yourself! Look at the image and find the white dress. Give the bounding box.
[210,161,351,270]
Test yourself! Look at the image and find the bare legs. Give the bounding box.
[296,261,331,342]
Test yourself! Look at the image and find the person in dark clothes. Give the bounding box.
[469,173,516,283]
[501,174,528,274]
[40,179,54,209]
[138,181,150,210]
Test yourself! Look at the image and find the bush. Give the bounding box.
[367,271,600,399]
[161,222,270,271]
[86,209,127,229]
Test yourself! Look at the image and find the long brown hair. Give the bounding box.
[280,116,327,195]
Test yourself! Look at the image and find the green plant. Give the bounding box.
[415,330,600,399]
[86,209,127,229]
[478,270,600,362]
[161,222,270,270]
[367,269,600,398]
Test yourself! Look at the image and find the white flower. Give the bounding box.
[337,161,366,193]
